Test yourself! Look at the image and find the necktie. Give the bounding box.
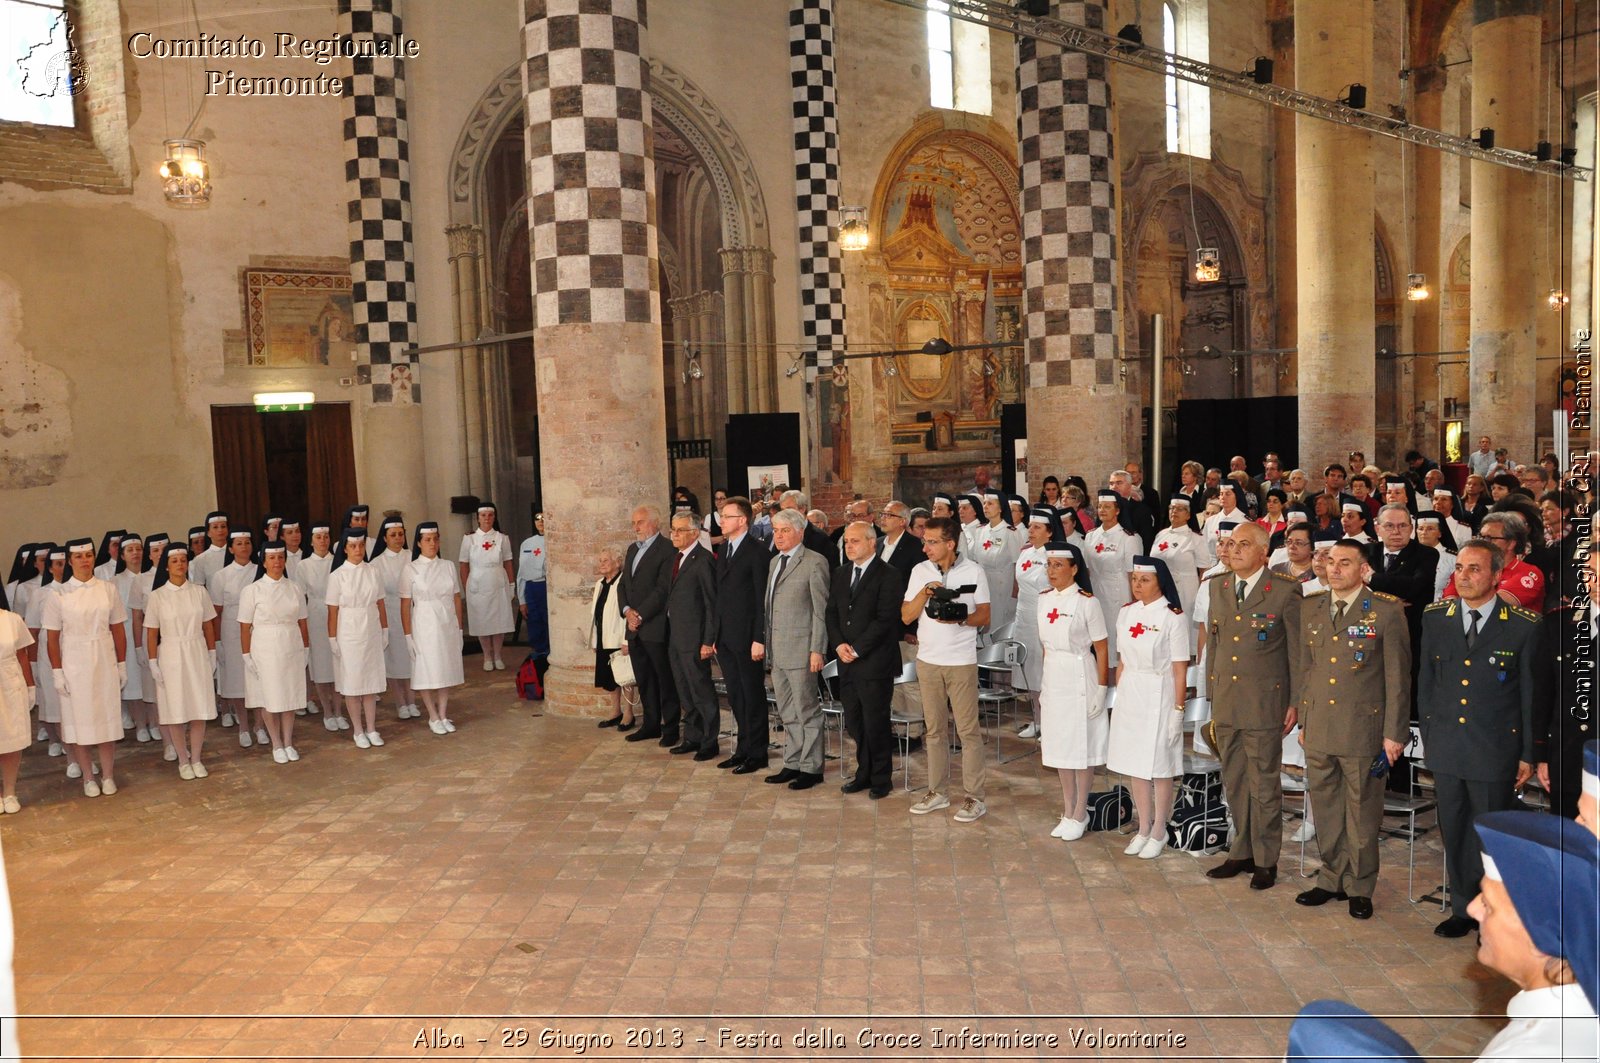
[767,553,789,621]
[1385,552,1399,573]
[850,566,861,595]
[1333,598,1348,626]
[1467,609,1480,649]
[672,554,682,580]
[1235,578,1246,606]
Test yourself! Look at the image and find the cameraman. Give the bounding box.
[901,516,992,823]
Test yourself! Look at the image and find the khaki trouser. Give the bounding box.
[1305,748,1385,899]
[918,660,985,800]
[1215,723,1284,868]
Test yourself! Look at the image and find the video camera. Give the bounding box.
[925,584,977,623]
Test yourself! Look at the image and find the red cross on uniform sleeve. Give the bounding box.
[533,548,541,556]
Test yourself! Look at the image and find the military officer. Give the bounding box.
[1294,539,1412,920]
[1203,522,1302,890]
[1417,538,1541,939]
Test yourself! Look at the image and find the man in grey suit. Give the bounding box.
[618,504,679,745]
[664,512,721,761]
[756,508,830,790]
[1418,538,1541,938]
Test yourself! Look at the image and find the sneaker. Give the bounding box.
[307,704,321,714]
[47,742,62,757]
[366,731,384,747]
[220,712,235,727]
[323,716,339,732]
[284,746,299,762]
[429,719,446,735]
[353,731,370,749]
[493,659,506,671]
[163,744,178,762]
[135,727,151,743]
[178,763,195,781]
[100,779,117,796]
[191,762,208,779]
[121,712,134,729]
[1138,835,1167,859]
[1,796,19,814]
[482,659,494,672]
[66,761,81,780]
[255,727,269,746]
[442,719,456,732]
[295,708,307,717]
[1018,722,1040,739]
[910,792,950,815]
[336,717,351,731]
[34,726,46,742]
[83,780,100,798]
[238,730,252,748]
[1123,834,1149,855]
[1290,821,1316,843]
[272,748,288,764]
[953,798,987,823]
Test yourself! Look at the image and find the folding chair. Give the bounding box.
[976,638,1029,764]
[818,660,847,778]
[888,656,925,791]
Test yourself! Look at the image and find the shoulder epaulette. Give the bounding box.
[1371,590,1400,603]
[1507,604,1540,623]
[1168,604,1184,614]
[1424,600,1453,612]
[1303,587,1329,598]
[1079,588,1094,598]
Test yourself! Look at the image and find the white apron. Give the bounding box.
[1106,597,1190,780]
[239,576,308,713]
[458,530,514,636]
[24,582,61,725]
[375,549,412,680]
[293,553,337,684]
[972,523,1020,634]
[1036,585,1109,769]
[0,611,35,756]
[401,556,465,691]
[326,561,386,697]
[209,562,256,699]
[144,581,218,725]
[1011,546,1051,690]
[42,577,126,746]
[1081,524,1139,667]
[1151,526,1206,618]
[113,570,143,701]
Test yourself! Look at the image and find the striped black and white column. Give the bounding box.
[790,0,845,374]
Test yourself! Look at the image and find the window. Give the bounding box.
[1162,3,1180,153]
[927,1,955,110]
[1161,1,1211,159]
[1,0,78,127]
[926,1,991,115]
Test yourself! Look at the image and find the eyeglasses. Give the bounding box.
[881,510,905,520]
[1376,522,1411,531]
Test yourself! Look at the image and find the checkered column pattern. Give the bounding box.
[1016,0,1120,389]
[524,0,658,327]
[790,0,844,373]
[338,0,417,404]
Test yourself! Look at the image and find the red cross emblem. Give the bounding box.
[1095,543,1106,553]
[1046,608,1060,624]
[1157,541,1170,552]
[1128,622,1147,638]
[533,548,541,557]
[1020,559,1034,571]
[982,539,995,551]
[481,539,494,551]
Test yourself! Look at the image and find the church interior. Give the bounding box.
[0,0,1596,1058]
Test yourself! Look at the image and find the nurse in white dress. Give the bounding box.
[1012,510,1055,739]
[111,536,151,742]
[1151,497,1208,618]
[458,503,515,671]
[239,544,311,764]
[24,550,65,761]
[41,538,129,798]
[373,518,418,722]
[4,547,34,637]
[1081,491,1140,668]
[516,512,549,660]
[401,522,466,735]
[956,496,984,558]
[128,534,170,759]
[1036,542,1111,841]
[280,520,305,582]
[327,528,389,748]
[144,546,219,780]
[341,504,378,561]
[92,530,123,584]
[1106,555,1191,860]
[211,530,266,748]
[189,512,231,591]
[0,587,35,814]
[294,525,348,732]
[973,493,1020,635]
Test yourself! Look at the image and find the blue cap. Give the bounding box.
[1286,1001,1422,1063]
[1475,810,1600,1011]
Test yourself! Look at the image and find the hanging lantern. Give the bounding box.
[160,139,211,207]
[839,206,870,252]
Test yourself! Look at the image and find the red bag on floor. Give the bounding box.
[515,656,545,701]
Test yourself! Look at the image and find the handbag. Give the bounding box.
[608,648,637,688]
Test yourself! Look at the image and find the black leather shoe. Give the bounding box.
[625,729,661,743]
[657,732,680,748]
[616,719,638,733]
[1205,858,1255,880]
[716,755,744,769]
[765,768,799,785]
[841,779,871,794]
[732,761,765,775]
[1348,897,1374,920]
[788,772,823,791]
[1249,866,1278,891]
[869,787,891,800]
[1434,915,1478,938]
[1295,887,1348,907]
[669,742,696,755]
[597,715,622,729]
[693,748,719,762]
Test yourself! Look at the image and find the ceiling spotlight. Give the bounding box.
[1016,0,1050,16]
[1193,247,1221,283]
[784,354,805,378]
[1115,23,1143,49]
[1535,141,1552,162]
[1549,289,1570,312]
[1561,146,1578,167]
[1405,273,1431,302]
[1475,127,1495,150]
[839,206,870,252]
[884,361,899,377]
[684,350,704,382]
[1337,83,1367,110]
[1247,57,1273,85]
[920,337,954,357]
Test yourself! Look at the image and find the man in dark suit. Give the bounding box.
[828,498,876,565]
[618,504,679,746]
[1108,470,1155,551]
[664,512,720,760]
[1418,539,1540,938]
[713,496,770,773]
[827,521,908,799]
[1125,460,1162,517]
[1364,503,1437,788]
[876,500,922,579]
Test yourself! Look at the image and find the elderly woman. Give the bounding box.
[589,549,630,730]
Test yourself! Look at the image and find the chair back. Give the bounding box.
[893,657,917,684]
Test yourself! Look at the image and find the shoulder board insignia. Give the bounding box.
[1303,588,1329,598]
[1168,604,1184,614]
[1508,605,1540,622]
[1424,600,1453,612]
[1079,588,1094,598]
[1371,591,1400,602]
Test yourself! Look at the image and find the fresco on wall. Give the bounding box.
[243,268,355,368]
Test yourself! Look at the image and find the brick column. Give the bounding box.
[1468,0,1541,462]
[524,0,668,716]
[790,0,846,374]
[1294,0,1373,478]
[1016,0,1135,483]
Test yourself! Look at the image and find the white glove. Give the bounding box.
[381,627,390,649]
[243,653,260,679]
[406,634,418,658]
[1089,685,1109,720]
[117,661,128,686]
[135,646,148,666]
[26,685,36,709]
[330,638,343,659]
[208,648,218,674]
[149,658,164,686]
[52,673,69,699]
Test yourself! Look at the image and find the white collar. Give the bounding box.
[1506,983,1596,1019]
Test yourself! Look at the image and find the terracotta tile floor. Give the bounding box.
[2,657,1513,1061]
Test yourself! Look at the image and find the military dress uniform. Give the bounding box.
[1205,568,1302,878]
[1417,596,1540,923]
[1296,586,1412,913]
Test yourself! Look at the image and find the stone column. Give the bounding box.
[1294,0,1373,476]
[1268,7,1296,357]
[445,223,488,497]
[790,0,846,378]
[1408,69,1445,455]
[524,0,668,716]
[1016,1,1135,482]
[339,0,425,519]
[721,245,778,413]
[1469,1,1541,462]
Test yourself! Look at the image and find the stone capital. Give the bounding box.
[445,223,484,262]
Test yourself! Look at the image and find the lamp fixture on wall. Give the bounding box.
[1405,273,1431,301]
[161,139,211,207]
[839,206,870,252]
[680,344,704,383]
[1192,247,1221,283]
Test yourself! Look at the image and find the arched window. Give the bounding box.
[1163,3,1181,153]
[1162,1,1211,159]
[927,1,955,110]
